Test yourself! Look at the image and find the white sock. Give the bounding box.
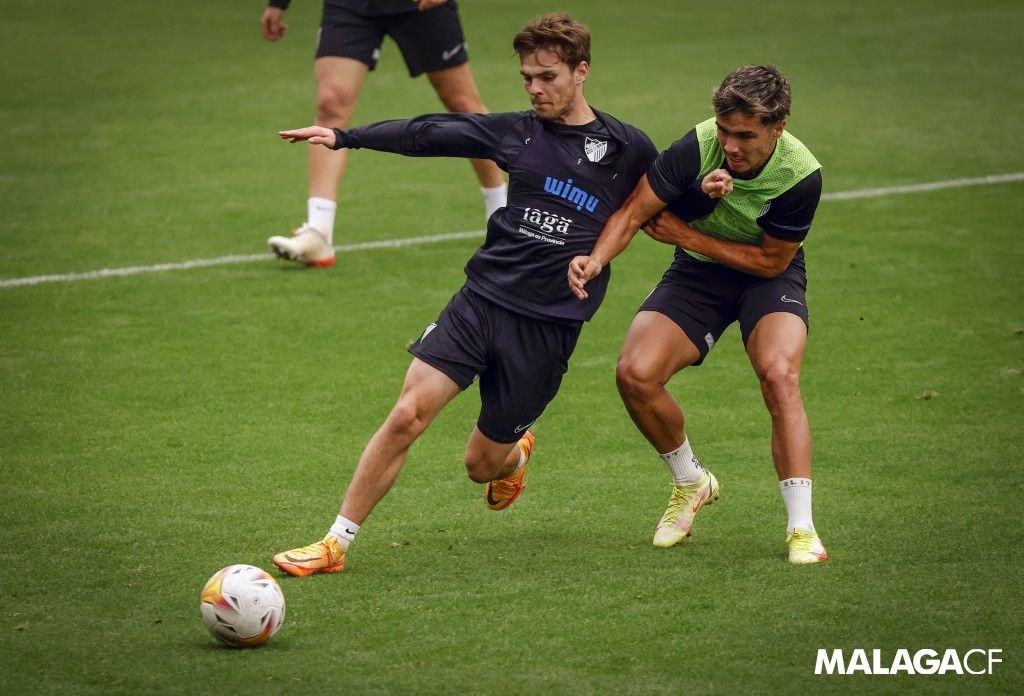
[327,515,360,550]
[481,183,507,220]
[659,438,703,485]
[779,478,814,533]
[307,197,337,243]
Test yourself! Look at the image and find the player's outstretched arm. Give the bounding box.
[568,175,667,300]
[279,126,339,148]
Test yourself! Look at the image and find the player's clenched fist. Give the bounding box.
[701,168,733,198]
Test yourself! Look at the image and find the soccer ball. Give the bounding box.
[200,564,285,647]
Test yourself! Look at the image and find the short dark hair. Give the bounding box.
[712,65,791,125]
[513,13,591,68]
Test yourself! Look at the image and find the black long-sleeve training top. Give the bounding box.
[332,110,657,323]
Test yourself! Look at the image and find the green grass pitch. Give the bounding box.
[1,0,1022,693]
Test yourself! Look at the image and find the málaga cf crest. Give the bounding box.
[584,137,608,163]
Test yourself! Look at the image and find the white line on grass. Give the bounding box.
[820,172,1024,201]
[2,172,1023,289]
[0,230,483,289]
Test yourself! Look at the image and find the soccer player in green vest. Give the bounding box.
[568,65,827,564]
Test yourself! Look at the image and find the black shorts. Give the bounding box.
[409,287,582,443]
[317,1,469,76]
[639,249,810,366]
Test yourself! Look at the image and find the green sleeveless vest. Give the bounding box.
[687,117,820,262]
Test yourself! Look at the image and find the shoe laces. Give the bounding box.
[291,538,337,560]
[659,489,687,524]
[787,529,817,551]
[660,477,706,522]
[294,539,326,554]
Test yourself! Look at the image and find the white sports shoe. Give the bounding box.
[268,224,335,267]
[786,528,828,564]
[653,470,720,548]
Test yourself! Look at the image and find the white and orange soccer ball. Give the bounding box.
[199,564,285,647]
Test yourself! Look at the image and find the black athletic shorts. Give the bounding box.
[639,249,810,366]
[317,1,469,76]
[409,286,582,444]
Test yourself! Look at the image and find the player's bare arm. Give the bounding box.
[642,210,800,278]
[279,126,338,148]
[260,6,287,42]
[568,175,666,300]
[415,0,449,10]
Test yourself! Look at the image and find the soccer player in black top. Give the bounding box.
[272,13,657,577]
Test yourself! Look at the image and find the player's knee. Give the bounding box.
[616,358,656,403]
[384,400,427,442]
[315,84,359,122]
[757,361,802,411]
[463,455,497,484]
[463,440,510,483]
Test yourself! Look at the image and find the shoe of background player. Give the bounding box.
[652,470,720,548]
[786,528,828,564]
[484,431,534,510]
[268,223,336,267]
[272,535,346,577]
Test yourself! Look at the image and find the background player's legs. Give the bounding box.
[268,57,369,267]
[309,56,370,240]
[427,65,507,217]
